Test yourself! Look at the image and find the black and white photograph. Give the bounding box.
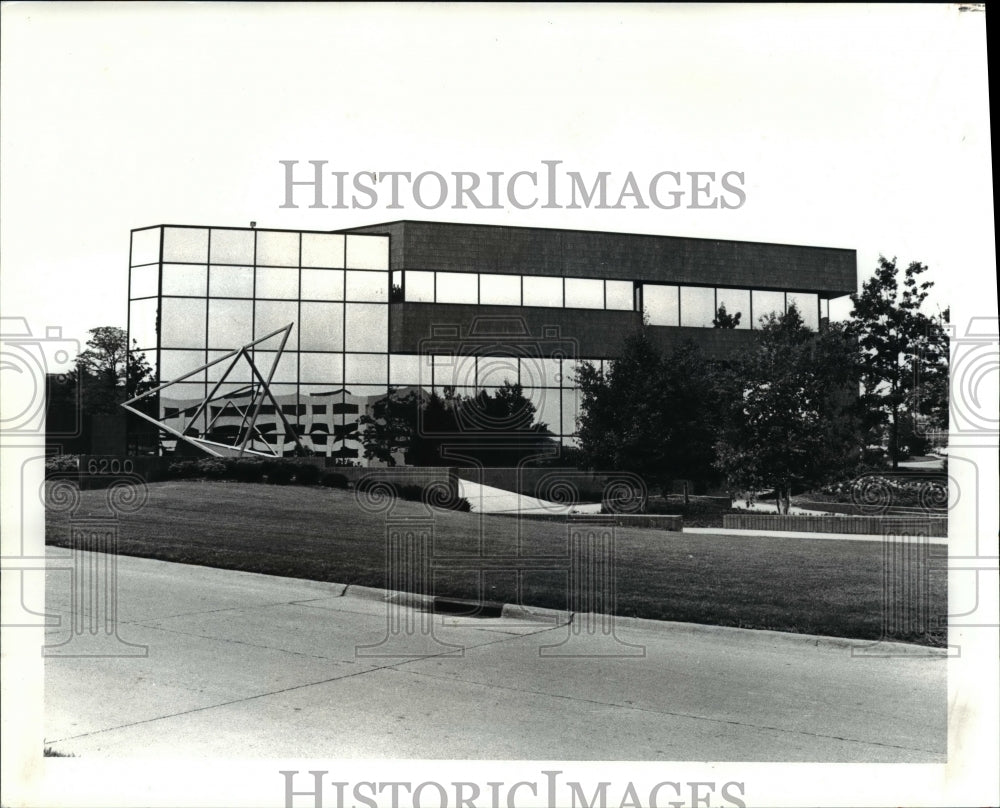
[1,4,996,807]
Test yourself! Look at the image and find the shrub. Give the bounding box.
[398,484,425,501]
[196,458,227,479]
[294,463,321,485]
[226,458,264,483]
[262,461,293,485]
[44,455,80,478]
[320,471,350,489]
[168,460,200,479]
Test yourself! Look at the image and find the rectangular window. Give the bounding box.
[477,356,519,387]
[344,304,388,352]
[160,297,207,349]
[210,265,254,298]
[436,272,478,304]
[680,286,716,328]
[605,281,634,311]
[209,229,255,265]
[208,299,253,349]
[643,284,679,326]
[129,263,159,299]
[479,273,521,306]
[389,354,423,385]
[519,357,562,388]
[255,231,300,267]
[404,270,435,302]
[128,298,158,350]
[161,264,207,297]
[206,349,251,383]
[299,302,344,351]
[787,292,819,330]
[131,228,161,266]
[522,276,563,307]
[162,227,208,263]
[301,268,344,301]
[256,267,299,299]
[254,300,298,348]
[345,353,388,385]
[345,235,389,270]
[301,233,345,268]
[249,350,297,382]
[564,277,604,309]
[299,352,344,385]
[345,270,388,302]
[159,349,206,383]
[715,288,751,330]
[751,290,786,326]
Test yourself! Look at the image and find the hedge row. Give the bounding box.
[166,458,349,488]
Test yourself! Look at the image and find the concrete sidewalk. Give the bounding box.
[43,549,946,761]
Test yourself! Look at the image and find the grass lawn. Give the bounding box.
[45,480,946,646]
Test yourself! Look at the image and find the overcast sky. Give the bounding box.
[1,3,992,360]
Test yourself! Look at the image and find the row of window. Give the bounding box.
[152,348,606,389]
[130,265,389,302]
[131,227,388,270]
[391,270,827,329]
[129,298,390,353]
[159,383,584,437]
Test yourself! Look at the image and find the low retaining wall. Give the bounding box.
[495,512,683,531]
[723,513,948,537]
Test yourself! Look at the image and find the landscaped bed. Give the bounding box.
[44,480,947,646]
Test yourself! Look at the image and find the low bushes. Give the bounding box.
[357,479,471,512]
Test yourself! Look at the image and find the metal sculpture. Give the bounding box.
[121,323,306,458]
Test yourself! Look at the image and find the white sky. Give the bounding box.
[1,3,991,359]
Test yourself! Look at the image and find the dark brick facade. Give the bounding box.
[343,220,856,295]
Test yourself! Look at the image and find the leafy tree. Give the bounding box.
[713,303,742,329]
[714,305,863,512]
[70,326,155,414]
[848,257,944,467]
[576,330,728,505]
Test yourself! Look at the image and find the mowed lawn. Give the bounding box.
[45,481,946,646]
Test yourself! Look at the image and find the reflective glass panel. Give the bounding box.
[389,354,422,385]
[210,265,254,298]
[299,302,344,351]
[130,263,159,299]
[160,297,206,348]
[206,349,251,383]
[345,353,388,384]
[564,277,604,309]
[159,350,206,383]
[249,350,297,382]
[131,227,161,266]
[301,268,344,301]
[680,286,716,328]
[254,301,298,348]
[161,264,207,297]
[479,274,521,306]
[534,391,560,434]
[751,290,786,326]
[715,288,751,330]
[344,304,387,351]
[522,276,563,307]
[560,388,579,435]
[519,357,562,388]
[643,284,679,326]
[256,267,299,299]
[477,355,519,387]
[162,227,208,263]
[256,231,300,266]
[345,270,389,302]
[301,233,345,268]
[436,272,478,304]
[207,299,253,349]
[405,271,435,302]
[787,292,819,330]
[299,352,344,385]
[128,298,158,350]
[209,229,255,265]
[605,280,634,311]
[345,235,389,270]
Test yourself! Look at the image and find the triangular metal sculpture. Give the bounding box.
[122,323,306,458]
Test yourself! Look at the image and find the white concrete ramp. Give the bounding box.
[457,479,602,515]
